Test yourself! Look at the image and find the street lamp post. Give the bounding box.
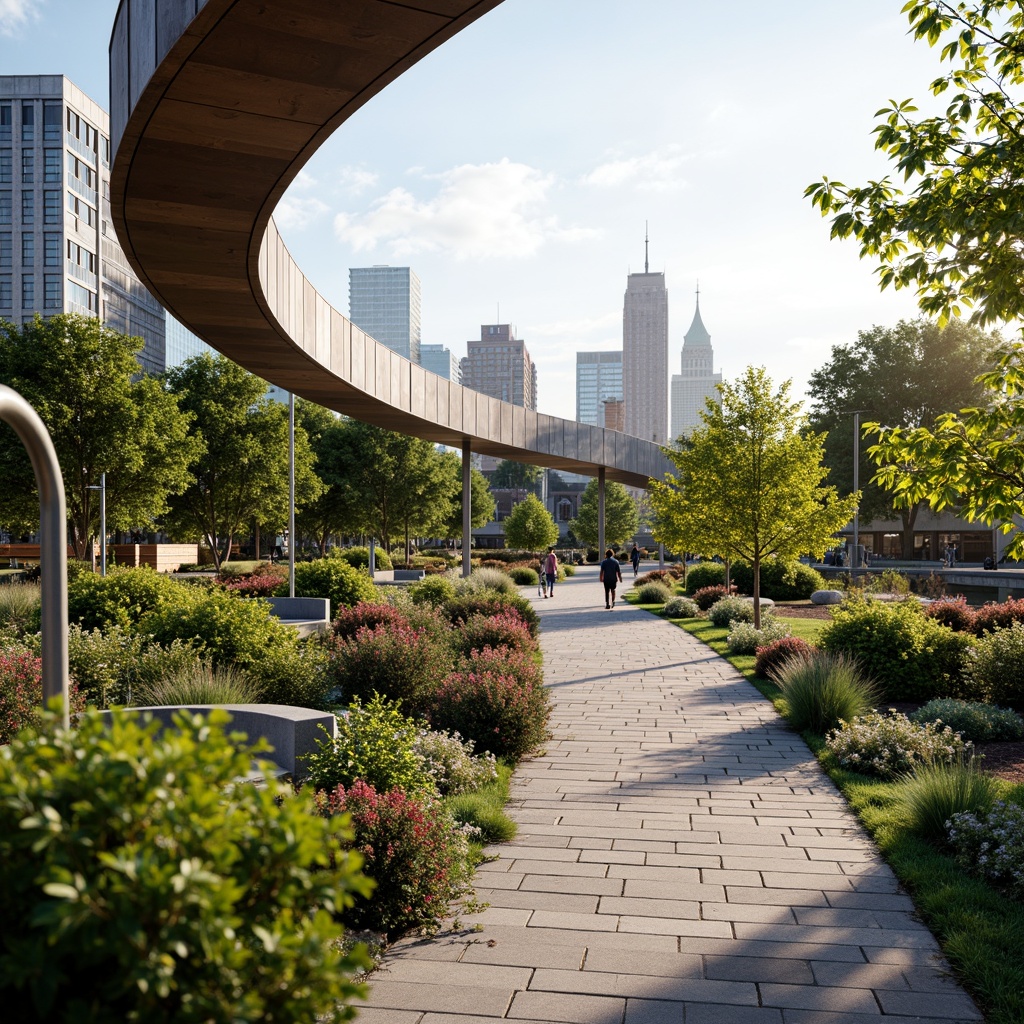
[848,410,868,571]
[87,472,106,577]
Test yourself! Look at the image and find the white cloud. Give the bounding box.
[334,165,379,193]
[333,158,596,260]
[274,195,330,231]
[0,0,41,35]
[582,145,693,193]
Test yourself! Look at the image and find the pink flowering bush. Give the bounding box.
[315,780,470,936]
[450,611,538,658]
[217,572,285,598]
[755,636,815,680]
[692,584,732,611]
[330,601,409,640]
[458,644,543,691]
[428,668,550,760]
[923,596,977,633]
[0,647,85,744]
[972,597,1024,636]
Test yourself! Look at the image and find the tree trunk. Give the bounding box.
[254,522,261,562]
[752,555,762,630]
[900,502,921,560]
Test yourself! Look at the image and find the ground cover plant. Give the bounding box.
[911,699,1024,743]
[949,799,1024,900]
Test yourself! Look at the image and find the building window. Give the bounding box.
[0,233,9,268]
[44,274,61,309]
[21,103,34,143]
[21,148,33,184]
[0,105,10,143]
[43,190,59,225]
[68,280,97,313]
[21,232,33,266]
[21,192,34,225]
[0,150,10,185]
[558,498,573,522]
[21,274,33,309]
[0,276,10,307]
[44,149,61,183]
[0,192,10,225]
[42,102,60,143]
[44,233,60,267]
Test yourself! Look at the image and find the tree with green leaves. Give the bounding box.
[866,342,1024,561]
[0,314,198,559]
[806,1,1024,331]
[490,459,542,501]
[502,493,559,552]
[650,368,858,626]
[436,456,495,541]
[292,399,345,555]
[162,354,320,568]
[807,318,998,555]
[569,479,639,551]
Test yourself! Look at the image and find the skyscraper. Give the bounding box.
[0,75,166,372]
[460,324,536,410]
[420,342,461,383]
[348,265,421,363]
[670,289,722,440]
[576,350,622,426]
[622,235,668,443]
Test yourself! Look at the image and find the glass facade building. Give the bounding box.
[576,350,622,427]
[348,265,421,363]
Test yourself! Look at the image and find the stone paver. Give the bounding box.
[358,567,981,1022]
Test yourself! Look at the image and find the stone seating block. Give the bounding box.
[811,589,844,605]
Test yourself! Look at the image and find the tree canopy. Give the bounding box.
[650,368,857,626]
[806,1,1024,330]
[570,478,639,550]
[502,493,559,552]
[437,457,495,540]
[807,318,998,553]
[490,460,541,499]
[0,315,198,558]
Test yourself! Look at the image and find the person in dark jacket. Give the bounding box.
[630,544,641,577]
[599,548,622,609]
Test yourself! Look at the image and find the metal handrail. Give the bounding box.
[0,385,68,728]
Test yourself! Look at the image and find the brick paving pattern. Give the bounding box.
[358,567,982,1023]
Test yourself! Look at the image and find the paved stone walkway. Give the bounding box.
[357,567,982,1024]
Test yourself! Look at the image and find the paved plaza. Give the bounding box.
[357,567,981,1024]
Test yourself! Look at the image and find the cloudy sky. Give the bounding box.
[2,0,948,422]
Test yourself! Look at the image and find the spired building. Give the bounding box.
[576,350,622,427]
[460,324,537,410]
[670,287,722,440]
[348,265,421,363]
[622,235,669,443]
[0,75,166,373]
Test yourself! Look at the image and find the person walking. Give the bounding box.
[543,547,558,597]
[599,548,622,609]
[630,544,641,578]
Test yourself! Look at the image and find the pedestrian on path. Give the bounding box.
[599,547,622,608]
[630,543,641,577]
[542,547,558,597]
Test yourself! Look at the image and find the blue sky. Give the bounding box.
[1,0,947,422]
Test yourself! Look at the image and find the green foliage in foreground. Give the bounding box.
[446,762,518,845]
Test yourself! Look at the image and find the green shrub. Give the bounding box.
[131,657,263,706]
[0,581,41,636]
[412,728,497,796]
[729,559,826,600]
[458,567,519,597]
[818,598,973,701]
[968,622,1024,706]
[663,595,700,619]
[409,574,457,607]
[61,624,148,708]
[726,617,790,655]
[774,652,877,734]
[825,711,973,778]
[692,584,731,611]
[754,636,815,680]
[336,546,393,571]
[708,595,755,628]
[248,639,331,709]
[315,780,470,938]
[444,593,540,639]
[634,581,673,604]
[901,758,1000,844]
[910,698,1024,742]
[294,558,376,612]
[302,696,435,795]
[561,563,576,577]
[67,566,187,631]
[0,708,370,1022]
[948,800,1024,898]
[508,566,539,586]
[685,561,725,594]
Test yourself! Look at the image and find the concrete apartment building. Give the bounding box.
[576,350,622,427]
[0,75,166,372]
[622,246,669,443]
[461,324,537,410]
[420,342,461,383]
[348,265,421,363]
[670,291,721,440]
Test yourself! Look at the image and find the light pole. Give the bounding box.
[288,392,295,598]
[87,472,106,577]
[847,410,868,570]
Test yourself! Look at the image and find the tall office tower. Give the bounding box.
[575,350,623,426]
[420,342,461,383]
[670,289,722,440]
[460,324,536,409]
[348,265,421,363]
[622,236,668,443]
[0,75,166,373]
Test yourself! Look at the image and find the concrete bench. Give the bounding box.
[266,596,330,636]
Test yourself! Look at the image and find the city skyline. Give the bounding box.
[1,0,949,426]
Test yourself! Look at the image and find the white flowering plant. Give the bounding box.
[947,800,1024,899]
[413,727,498,796]
[726,617,791,655]
[825,710,972,778]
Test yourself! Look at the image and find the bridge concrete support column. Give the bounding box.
[462,439,472,578]
[598,467,606,557]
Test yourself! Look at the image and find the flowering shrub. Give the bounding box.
[458,644,543,692]
[708,596,756,628]
[331,601,408,640]
[325,622,453,715]
[923,596,977,633]
[216,571,284,598]
[413,728,497,796]
[692,584,732,611]
[444,593,540,639]
[972,597,1024,635]
[429,669,550,759]
[755,636,815,680]
[315,780,470,937]
[634,581,673,604]
[825,711,972,778]
[967,622,1024,705]
[0,647,85,743]
[450,611,538,658]
[636,569,675,587]
[948,800,1024,899]
[726,617,790,655]
[911,698,1024,742]
[663,596,700,619]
